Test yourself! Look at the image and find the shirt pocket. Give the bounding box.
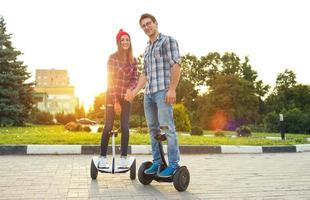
[154,47,162,59]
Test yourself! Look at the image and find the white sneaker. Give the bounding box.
[119,157,128,168]
[98,156,109,168]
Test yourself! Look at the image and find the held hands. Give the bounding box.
[165,89,176,104]
[125,89,136,102]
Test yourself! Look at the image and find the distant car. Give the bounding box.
[78,118,97,125]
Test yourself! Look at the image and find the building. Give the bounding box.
[34,69,79,114]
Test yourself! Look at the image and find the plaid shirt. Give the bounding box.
[143,33,181,94]
[107,55,138,104]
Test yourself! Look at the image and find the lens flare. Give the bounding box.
[209,110,227,131]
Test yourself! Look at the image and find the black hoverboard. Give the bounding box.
[137,126,190,191]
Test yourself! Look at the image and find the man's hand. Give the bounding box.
[165,89,176,104]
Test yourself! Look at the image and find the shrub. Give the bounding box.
[263,111,279,132]
[97,127,103,133]
[33,111,54,125]
[55,112,76,125]
[129,115,147,128]
[190,126,203,136]
[137,127,149,134]
[83,126,91,132]
[213,129,225,137]
[65,122,82,131]
[173,103,192,132]
[236,125,251,137]
[247,124,266,133]
[263,109,310,134]
[285,108,306,133]
[113,120,120,130]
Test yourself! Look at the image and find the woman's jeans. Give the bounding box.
[144,90,180,169]
[100,98,131,157]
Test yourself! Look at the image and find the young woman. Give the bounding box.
[98,29,138,168]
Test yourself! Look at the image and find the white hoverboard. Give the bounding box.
[90,130,136,180]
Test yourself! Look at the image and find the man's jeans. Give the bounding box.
[144,90,180,169]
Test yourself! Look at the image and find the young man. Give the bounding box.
[125,13,181,177]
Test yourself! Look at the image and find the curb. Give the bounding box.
[1,144,310,155]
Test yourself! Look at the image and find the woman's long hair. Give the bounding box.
[114,38,134,65]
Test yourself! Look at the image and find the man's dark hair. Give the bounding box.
[139,13,157,25]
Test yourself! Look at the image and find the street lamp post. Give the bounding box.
[279,114,285,140]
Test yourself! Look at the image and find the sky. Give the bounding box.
[1,0,310,109]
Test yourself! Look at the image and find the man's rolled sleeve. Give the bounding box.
[165,36,181,67]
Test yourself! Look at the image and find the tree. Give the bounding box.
[173,103,191,132]
[184,52,269,127]
[75,103,85,119]
[131,92,145,128]
[275,69,297,91]
[93,92,106,113]
[88,92,106,121]
[178,55,199,118]
[198,74,259,130]
[0,16,34,126]
[265,70,306,113]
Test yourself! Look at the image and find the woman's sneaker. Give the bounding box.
[98,156,109,168]
[119,156,128,168]
[144,163,159,174]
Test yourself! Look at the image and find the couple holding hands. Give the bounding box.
[99,13,181,177]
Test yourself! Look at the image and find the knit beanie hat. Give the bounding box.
[116,29,130,42]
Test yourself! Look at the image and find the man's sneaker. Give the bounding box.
[98,156,109,168]
[119,157,128,168]
[158,166,176,177]
[144,163,159,174]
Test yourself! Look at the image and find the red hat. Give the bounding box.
[116,29,130,42]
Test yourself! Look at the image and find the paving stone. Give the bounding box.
[0,154,309,199]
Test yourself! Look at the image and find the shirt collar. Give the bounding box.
[147,33,162,46]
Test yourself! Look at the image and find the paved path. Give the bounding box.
[0,153,310,199]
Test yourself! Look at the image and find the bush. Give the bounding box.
[247,124,266,133]
[136,127,149,134]
[173,103,192,132]
[113,120,120,130]
[236,125,251,137]
[97,127,103,133]
[65,122,82,131]
[263,109,310,134]
[190,126,203,136]
[55,112,76,125]
[129,115,147,128]
[32,111,54,125]
[213,129,225,137]
[285,108,307,133]
[83,126,91,132]
[263,111,279,132]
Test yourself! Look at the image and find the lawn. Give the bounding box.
[0,125,309,145]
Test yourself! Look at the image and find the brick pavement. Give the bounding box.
[0,153,309,199]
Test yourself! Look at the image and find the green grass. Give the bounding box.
[0,125,309,145]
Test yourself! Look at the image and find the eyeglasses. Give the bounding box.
[141,21,153,29]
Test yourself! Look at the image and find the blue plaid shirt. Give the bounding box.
[143,33,181,94]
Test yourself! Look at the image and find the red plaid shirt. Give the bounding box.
[107,55,138,104]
